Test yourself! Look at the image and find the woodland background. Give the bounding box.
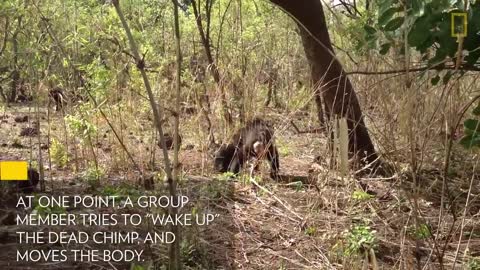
[0,0,480,269]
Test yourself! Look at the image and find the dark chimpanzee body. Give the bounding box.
[9,168,39,193]
[214,118,279,179]
[49,87,65,111]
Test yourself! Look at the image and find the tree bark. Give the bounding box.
[9,16,22,102]
[269,0,379,165]
[313,82,327,126]
[191,0,233,126]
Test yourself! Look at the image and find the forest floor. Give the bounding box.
[0,104,479,270]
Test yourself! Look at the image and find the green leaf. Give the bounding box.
[464,119,480,131]
[378,0,397,14]
[384,17,405,31]
[378,7,399,26]
[364,25,376,36]
[459,134,480,149]
[473,102,480,116]
[431,75,440,86]
[408,0,424,15]
[464,4,480,66]
[352,190,375,201]
[434,17,458,58]
[408,16,432,49]
[379,43,391,55]
[443,71,452,84]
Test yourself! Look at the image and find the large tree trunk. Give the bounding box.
[270,0,379,165]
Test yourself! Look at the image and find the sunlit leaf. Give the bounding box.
[378,7,400,26]
[384,17,404,31]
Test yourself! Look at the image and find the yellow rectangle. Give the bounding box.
[451,13,467,38]
[0,161,28,181]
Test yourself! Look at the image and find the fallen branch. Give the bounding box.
[248,165,303,222]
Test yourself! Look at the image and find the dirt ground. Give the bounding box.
[0,104,479,269]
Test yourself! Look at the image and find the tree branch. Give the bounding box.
[347,65,480,75]
[0,18,9,56]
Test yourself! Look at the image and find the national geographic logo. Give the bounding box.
[0,161,28,181]
[451,12,468,38]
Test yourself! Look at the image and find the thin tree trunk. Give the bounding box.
[170,0,182,268]
[112,0,181,268]
[9,16,22,102]
[191,0,233,126]
[270,0,379,166]
[35,87,45,192]
[314,85,327,126]
[0,19,9,102]
[33,3,142,176]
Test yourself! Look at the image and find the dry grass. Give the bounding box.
[0,60,480,269]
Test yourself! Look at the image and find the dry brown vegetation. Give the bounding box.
[0,1,480,269]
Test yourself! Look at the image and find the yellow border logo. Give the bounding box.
[451,12,468,38]
[0,161,28,181]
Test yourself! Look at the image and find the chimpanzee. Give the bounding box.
[48,87,65,111]
[16,93,33,103]
[214,118,280,179]
[15,81,33,103]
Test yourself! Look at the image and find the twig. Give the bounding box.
[248,165,303,222]
[347,65,480,75]
[290,120,325,134]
